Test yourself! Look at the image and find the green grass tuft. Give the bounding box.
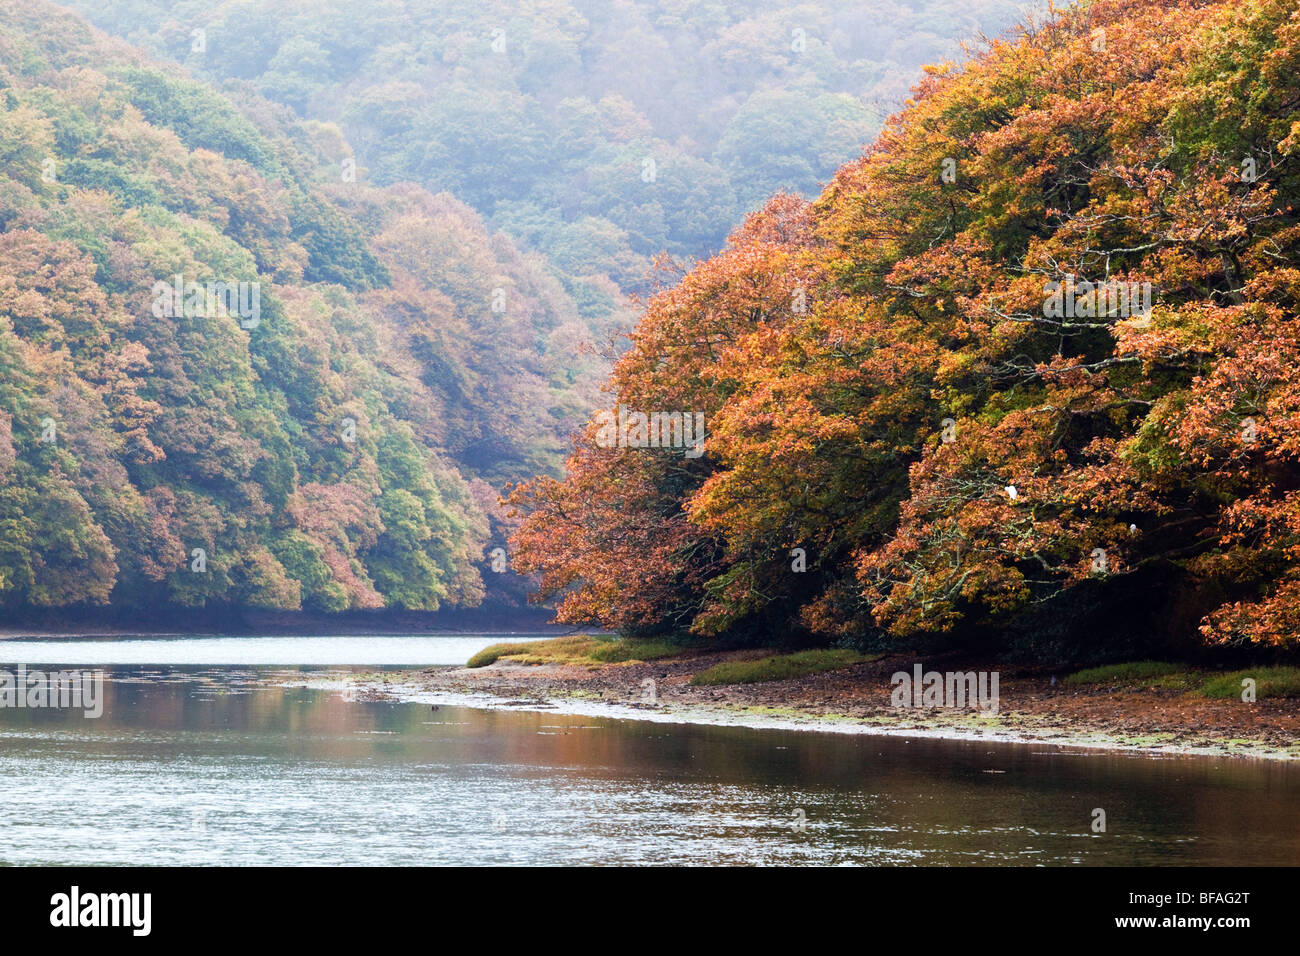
[1064,661,1300,699]
[1063,661,1186,685]
[466,635,689,668]
[690,649,878,686]
[586,639,683,663]
[1197,667,1300,700]
[466,642,536,668]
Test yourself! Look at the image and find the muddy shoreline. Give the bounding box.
[316,649,1300,761]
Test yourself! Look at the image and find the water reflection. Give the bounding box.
[0,667,1296,865]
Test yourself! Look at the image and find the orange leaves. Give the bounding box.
[506,195,828,634]
[509,0,1300,650]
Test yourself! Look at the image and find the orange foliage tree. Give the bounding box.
[511,0,1300,653]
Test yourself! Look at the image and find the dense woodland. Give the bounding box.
[0,0,612,614]
[0,0,1030,620]
[508,0,1300,659]
[5,0,1299,662]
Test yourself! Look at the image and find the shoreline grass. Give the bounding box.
[690,649,880,686]
[466,635,688,669]
[1198,667,1300,700]
[1064,661,1300,699]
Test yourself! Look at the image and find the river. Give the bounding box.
[1,635,1296,865]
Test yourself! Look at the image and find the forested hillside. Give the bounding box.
[510,0,1300,659]
[0,0,608,614]
[0,0,1041,620]
[61,0,1031,301]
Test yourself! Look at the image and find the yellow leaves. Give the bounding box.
[1279,119,1300,157]
[0,102,56,190]
[935,349,976,385]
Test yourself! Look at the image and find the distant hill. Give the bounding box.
[0,0,609,614]
[58,0,1034,298]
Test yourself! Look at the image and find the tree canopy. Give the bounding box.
[509,0,1300,656]
[0,0,607,613]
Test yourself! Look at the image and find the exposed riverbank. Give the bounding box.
[319,646,1300,761]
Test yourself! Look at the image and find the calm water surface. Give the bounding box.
[0,636,1296,866]
[0,633,539,666]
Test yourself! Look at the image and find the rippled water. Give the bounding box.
[0,639,1297,865]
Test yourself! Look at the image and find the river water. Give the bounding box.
[0,635,1296,865]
